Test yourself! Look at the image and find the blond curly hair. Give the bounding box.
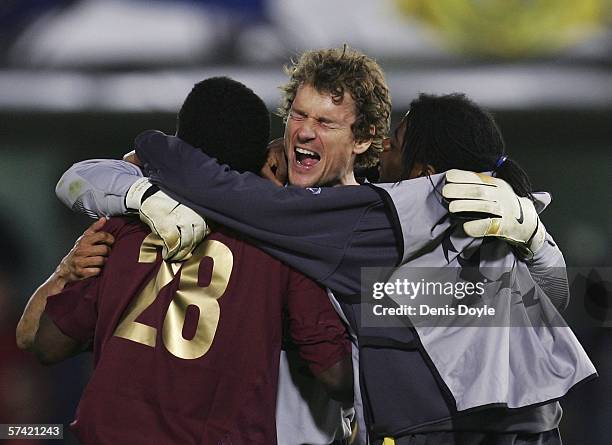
[278,46,392,168]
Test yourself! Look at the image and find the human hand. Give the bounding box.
[126,178,209,261]
[123,150,142,167]
[56,217,115,283]
[443,169,545,258]
[260,138,287,186]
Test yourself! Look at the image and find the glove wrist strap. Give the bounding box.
[125,177,153,211]
[141,184,160,202]
[527,219,546,256]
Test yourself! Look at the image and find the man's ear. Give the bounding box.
[409,163,436,179]
[353,125,376,155]
[353,139,372,155]
[422,164,436,176]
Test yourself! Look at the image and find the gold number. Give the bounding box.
[163,240,232,359]
[114,234,171,347]
[113,234,233,360]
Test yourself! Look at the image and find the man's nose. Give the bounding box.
[297,119,316,142]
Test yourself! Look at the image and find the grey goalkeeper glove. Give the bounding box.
[442,169,545,258]
[126,178,209,261]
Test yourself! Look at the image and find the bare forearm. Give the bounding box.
[317,356,354,404]
[16,271,67,350]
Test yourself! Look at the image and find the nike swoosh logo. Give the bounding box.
[516,197,524,224]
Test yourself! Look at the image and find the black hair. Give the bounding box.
[177,77,270,174]
[401,93,533,199]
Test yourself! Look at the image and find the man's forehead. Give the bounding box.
[293,83,356,119]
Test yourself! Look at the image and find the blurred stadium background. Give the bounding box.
[1,0,611,443]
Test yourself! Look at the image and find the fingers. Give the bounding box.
[60,248,108,281]
[84,217,108,235]
[77,267,105,279]
[60,220,115,281]
[442,183,500,202]
[159,225,182,260]
[262,138,287,186]
[167,220,208,262]
[463,218,502,237]
[446,169,498,186]
[93,231,115,246]
[169,228,193,262]
[173,230,196,262]
[261,162,284,187]
[78,255,107,268]
[82,218,115,245]
[73,228,114,257]
[80,230,115,246]
[449,199,502,217]
[275,161,288,185]
[163,246,192,262]
[71,233,114,263]
[139,210,181,260]
[71,256,107,279]
[161,237,179,261]
[273,146,288,183]
[123,150,142,166]
[83,244,112,257]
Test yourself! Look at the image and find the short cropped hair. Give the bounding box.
[177,77,270,174]
[278,46,391,168]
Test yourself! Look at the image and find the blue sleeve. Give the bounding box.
[135,130,400,294]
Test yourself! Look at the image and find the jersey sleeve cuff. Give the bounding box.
[44,282,98,344]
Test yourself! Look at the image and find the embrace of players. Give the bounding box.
[17,46,596,445]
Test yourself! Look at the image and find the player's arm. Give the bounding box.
[443,170,546,258]
[56,138,384,290]
[32,313,86,365]
[285,270,354,404]
[56,131,548,292]
[57,157,209,261]
[57,156,391,293]
[442,170,569,310]
[16,271,68,352]
[135,131,548,258]
[314,355,354,404]
[55,159,144,217]
[16,219,113,357]
[524,231,569,311]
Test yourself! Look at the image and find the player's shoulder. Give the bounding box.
[207,227,287,268]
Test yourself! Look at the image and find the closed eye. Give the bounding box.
[289,110,306,120]
[319,119,339,129]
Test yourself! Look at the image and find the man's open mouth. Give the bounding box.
[295,147,321,167]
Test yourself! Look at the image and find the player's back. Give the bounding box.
[49,217,336,444]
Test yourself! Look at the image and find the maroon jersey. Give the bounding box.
[45,217,350,445]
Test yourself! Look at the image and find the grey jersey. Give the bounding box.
[375,177,596,412]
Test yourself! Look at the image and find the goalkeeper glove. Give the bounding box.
[126,178,209,261]
[442,169,545,258]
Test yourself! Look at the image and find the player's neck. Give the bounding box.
[337,171,359,187]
